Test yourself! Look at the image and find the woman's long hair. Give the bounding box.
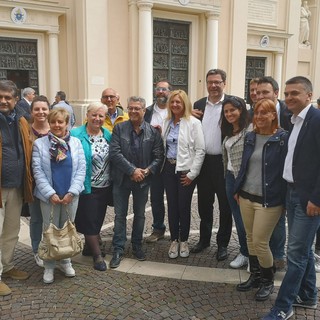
[220,96,249,137]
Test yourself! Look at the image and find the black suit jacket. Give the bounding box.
[278,100,293,131]
[193,94,232,122]
[16,99,31,121]
[291,106,320,209]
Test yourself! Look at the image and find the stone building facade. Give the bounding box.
[0,0,319,123]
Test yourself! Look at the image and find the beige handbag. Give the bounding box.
[38,206,83,260]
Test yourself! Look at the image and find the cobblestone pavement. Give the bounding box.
[0,192,319,320]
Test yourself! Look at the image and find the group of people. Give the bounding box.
[0,71,320,320]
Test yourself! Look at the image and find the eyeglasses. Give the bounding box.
[101,95,116,100]
[127,106,143,112]
[207,80,224,86]
[155,87,170,92]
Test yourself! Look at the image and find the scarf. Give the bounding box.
[48,131,70,162]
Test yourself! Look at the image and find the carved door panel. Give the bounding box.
[245,56,265,104]
[0,37,38,97]
[153,19,190,93]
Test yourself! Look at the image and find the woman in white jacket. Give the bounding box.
[32,108,86,284]
[162,90,205,259]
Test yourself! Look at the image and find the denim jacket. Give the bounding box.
[110,120,164,187]
[234,128,288,207]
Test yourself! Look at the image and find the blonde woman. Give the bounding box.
[162,90,205,259]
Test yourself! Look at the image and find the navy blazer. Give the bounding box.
[290,106,320,209]
[16,99,31,121]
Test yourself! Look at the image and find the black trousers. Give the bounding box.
[196,154,232,248]
[162,161,196,242]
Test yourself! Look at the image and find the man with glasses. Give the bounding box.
[144,80,172,243]
[101,88,129,132]
[109,96,164,268]
[191,69,233,262]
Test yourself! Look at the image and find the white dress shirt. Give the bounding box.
[283,104,311,182]
[202,95,224,155]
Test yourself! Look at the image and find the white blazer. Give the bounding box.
[162,116,205,181]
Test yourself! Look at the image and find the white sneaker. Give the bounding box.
[179,241,189,258]
[58,262,75,277]
[168,240,179,259]
[34,253,44,267]
[314,253,320,273]
[43,268,54,284]
[229,253,249,269]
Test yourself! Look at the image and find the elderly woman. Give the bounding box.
[32,108,86,284]
[162,90,205,259]
[71,102,112,271]
[234,99,288,301]
[28,95,51,268]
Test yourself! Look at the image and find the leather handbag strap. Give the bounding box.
[50,204,72,222]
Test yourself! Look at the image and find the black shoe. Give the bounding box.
[132,246,146,261]
[255,282,274,301]
[236,273,261,292]
[110,252,123,269]
[217,246,228,261]
[190,242,210,254]
[93,258,107,272]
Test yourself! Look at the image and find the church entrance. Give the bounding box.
[0,37,38,97]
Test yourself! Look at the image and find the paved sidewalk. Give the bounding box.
[1,192,319,320]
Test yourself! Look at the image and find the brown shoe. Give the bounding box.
[146,230,165,243]
[3,267,29,280]
[0,281,12,296]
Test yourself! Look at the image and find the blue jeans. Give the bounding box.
[29,197,43,254]
[150,173,165,231]
[274,186,320,312]
[225,171,248,256]
[269,213,286,260]
[112,183,149,253]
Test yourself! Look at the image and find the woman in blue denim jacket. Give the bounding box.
[234,99,288,302]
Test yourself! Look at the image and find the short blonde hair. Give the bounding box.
[48,107,70,125]
[87,102,108,115]
[167,90,192,119]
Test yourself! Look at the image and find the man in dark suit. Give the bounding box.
[262,76,320,320]
[191,68,232,261]
[16,87,35,121]
[256,76,293,271]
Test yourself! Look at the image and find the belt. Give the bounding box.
[239,190,263,205]
[167,158,176,164]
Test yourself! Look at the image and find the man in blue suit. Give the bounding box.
[262,76,320,320]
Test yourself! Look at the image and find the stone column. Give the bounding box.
[137,0,153,105]
[274,52,283,97]
[205,11,219,72]
[47,31,60,102]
